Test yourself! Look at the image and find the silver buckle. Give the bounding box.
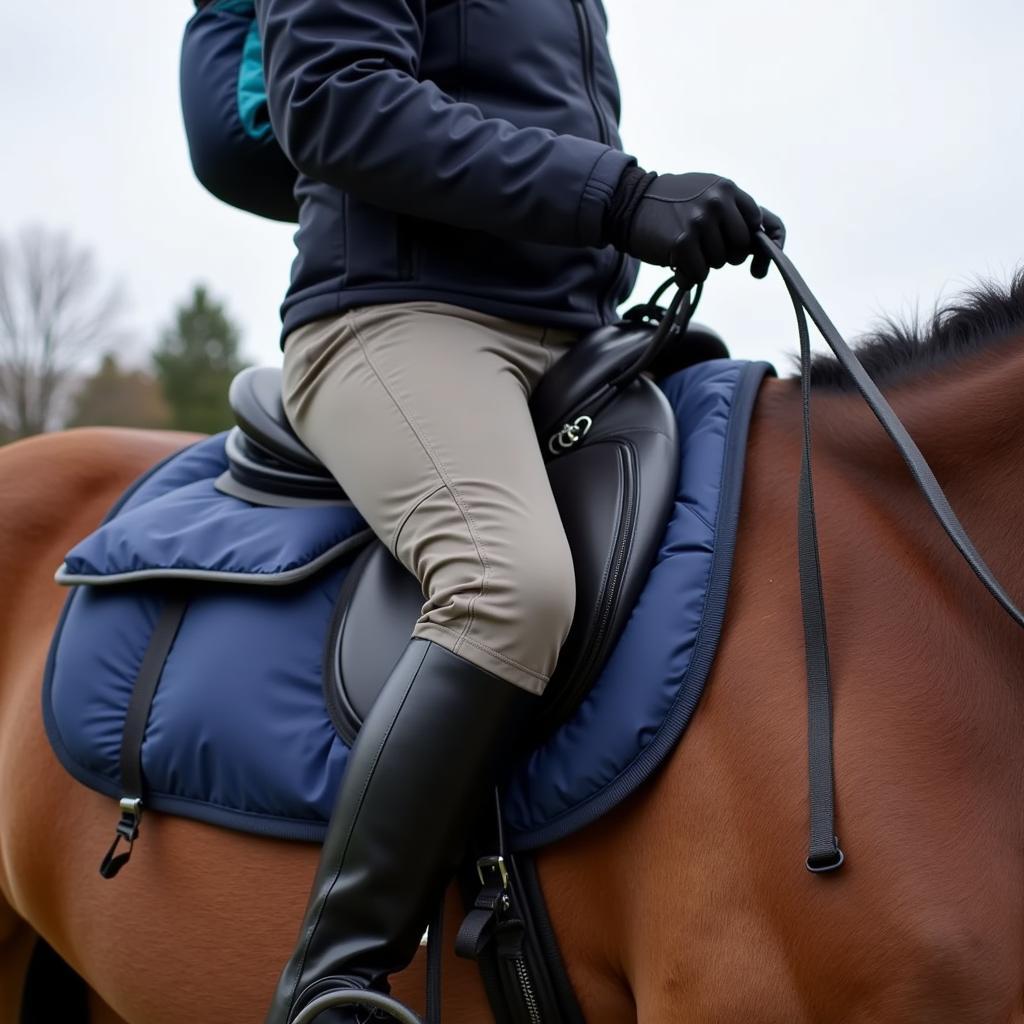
[119,796,143,820]
[547,414,593,456]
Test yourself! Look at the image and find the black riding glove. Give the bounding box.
[606,166,786,285]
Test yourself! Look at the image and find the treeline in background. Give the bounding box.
[0,225,249,444]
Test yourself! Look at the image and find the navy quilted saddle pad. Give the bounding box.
[44,359,769,852]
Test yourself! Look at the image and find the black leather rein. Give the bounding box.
[754,232,1024,872]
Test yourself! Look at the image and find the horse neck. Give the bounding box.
[815,335,1024,598]
[572,352,1024,1020]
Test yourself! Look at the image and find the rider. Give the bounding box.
[252,0,785,1019]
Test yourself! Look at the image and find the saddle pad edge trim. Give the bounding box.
[507,360,772,851]
[53,529,374,588]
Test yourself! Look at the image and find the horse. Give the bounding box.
[1,274,1023,1023]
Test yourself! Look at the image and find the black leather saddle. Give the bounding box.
[225,318,728,740]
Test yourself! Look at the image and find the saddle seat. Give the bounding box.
[225,317,729,740]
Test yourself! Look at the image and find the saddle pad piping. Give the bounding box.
[507,360,772,851]
[53,529,373,588]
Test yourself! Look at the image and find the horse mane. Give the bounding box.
[807,269,1024,389]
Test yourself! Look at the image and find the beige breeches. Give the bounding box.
[282,301,579,695]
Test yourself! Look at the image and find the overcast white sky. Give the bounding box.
[2,1,1021,371]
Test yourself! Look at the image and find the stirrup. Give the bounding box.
[290,988,423,1024]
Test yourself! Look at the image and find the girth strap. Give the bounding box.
[99,595,189,879]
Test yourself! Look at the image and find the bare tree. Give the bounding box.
[0,226,125,439]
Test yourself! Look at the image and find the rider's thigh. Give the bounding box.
[281,301,578,694]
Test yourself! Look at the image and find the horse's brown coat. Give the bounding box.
[1,340,1023,1021]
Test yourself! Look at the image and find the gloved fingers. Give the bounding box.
[750,206,785,279]
[761,206,786,247]
[719,201,753,265]
[696,215,727,270]
[670,232,709,288]
[732,186,764,232]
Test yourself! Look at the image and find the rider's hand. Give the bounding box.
[606,167,786,285]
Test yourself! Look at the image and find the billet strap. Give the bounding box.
[99,596,189,879]
[455,879,507,960]
[754,232,1024,873]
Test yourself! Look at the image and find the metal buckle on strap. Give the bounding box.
[117,797,143,836]
[99,797,144,880]
[476,854,510,892]
[547,414,593,456]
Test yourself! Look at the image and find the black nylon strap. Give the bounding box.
[455,888,504,960]
[755,231,1024,873]
[119,596,189,799]
[99,596,188,879]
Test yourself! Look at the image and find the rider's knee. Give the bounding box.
[502,533,577,659]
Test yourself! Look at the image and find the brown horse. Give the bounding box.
[2,278,1024,1023]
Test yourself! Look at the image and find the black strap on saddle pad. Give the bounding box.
[99,594,189,879]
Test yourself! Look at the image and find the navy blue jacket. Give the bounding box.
[254,0,639,341]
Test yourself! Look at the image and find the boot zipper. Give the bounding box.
[512,956,544,1024]
[570,0,609,145]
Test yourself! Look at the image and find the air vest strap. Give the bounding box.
[99,595,189,879]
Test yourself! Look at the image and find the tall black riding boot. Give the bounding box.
[265,638,533,1023]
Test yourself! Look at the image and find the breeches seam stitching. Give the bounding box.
[348,317,491,653]
[391,483,447,555]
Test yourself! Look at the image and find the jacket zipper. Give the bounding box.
[570,0,627,315]
[570,0,609,145]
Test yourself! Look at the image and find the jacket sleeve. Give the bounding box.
[254,0,635,247]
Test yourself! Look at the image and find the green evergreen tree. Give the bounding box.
[153,285,247,434]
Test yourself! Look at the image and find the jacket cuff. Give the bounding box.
[576,147,637,247]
